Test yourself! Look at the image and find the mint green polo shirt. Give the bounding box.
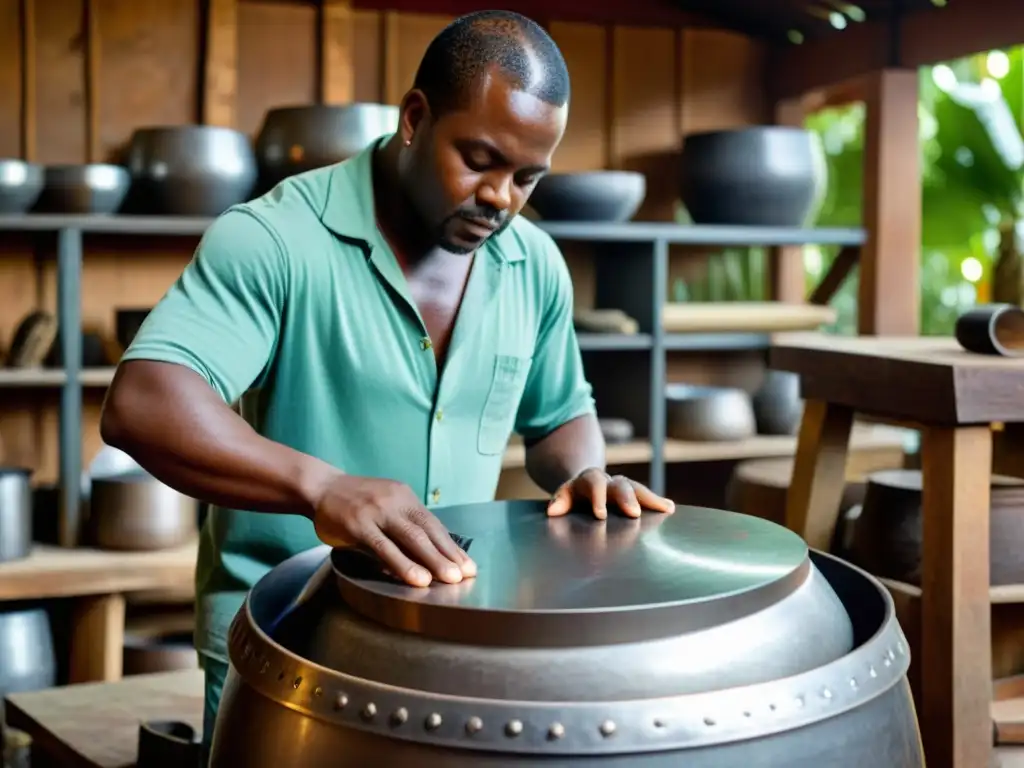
[121,138,595,661]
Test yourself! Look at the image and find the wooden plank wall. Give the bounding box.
[0,0,768,483]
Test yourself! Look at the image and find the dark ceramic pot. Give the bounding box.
[847,469,1024,587]
[124,126,257,217]
[679,127,827,227]
[0,160,43,214]
[115,307,153,351]
[752,371,803,436]
[35,163,130,214]
[254,104,399,190]
[528,171,646,222]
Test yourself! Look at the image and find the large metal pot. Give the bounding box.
[88,470,199,551]
[0,606,57,703]
[679,127,827,227]
[666,384,757,442]
[34,163,130,214]
[528,171,646,222]
[124,125,257,216]
[210,502,922,767]
[254,104,399,190]
[0,160,43,214]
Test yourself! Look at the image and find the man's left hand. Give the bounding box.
[546,467,676,520]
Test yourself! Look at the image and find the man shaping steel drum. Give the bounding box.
[100,9,675,759]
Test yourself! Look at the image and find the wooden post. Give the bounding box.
[202,0,238,128]
[19,0,35,162]
[768,96,807,303]
[382,12,402,105]
[920,425,993,768]
[84,0,100,162]
[68,594,127,683]
[859,68,920,336]
[321,0,354,105]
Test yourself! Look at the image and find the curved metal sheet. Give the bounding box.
[222,545,916,759]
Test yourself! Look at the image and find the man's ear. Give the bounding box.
[399,89,432,146]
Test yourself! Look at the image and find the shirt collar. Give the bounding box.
[318,134,525,265]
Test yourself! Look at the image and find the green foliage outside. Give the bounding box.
[678,47,1024,337]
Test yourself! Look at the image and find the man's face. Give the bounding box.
[398,69,567,254]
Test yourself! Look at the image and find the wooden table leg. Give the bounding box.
[920,426,993,768]
[68,593,126,684]
[785,399,854,550]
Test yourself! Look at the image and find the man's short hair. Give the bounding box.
[412,10,570,117]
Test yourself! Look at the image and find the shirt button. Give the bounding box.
[435,408,444,423]
[420,337,432,351]
[431,488,441,504]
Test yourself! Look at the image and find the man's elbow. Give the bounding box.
[99,385,129,450]
[99,368,143,451]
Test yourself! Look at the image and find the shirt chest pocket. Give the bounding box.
[477,354,533,456]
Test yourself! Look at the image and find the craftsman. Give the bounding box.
[99,9,674,761]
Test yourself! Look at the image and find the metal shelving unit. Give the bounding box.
[0,214,865,534]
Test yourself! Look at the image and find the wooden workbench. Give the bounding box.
[771,332,1024,768]
[0,542,197,683]
[4,670,202,768]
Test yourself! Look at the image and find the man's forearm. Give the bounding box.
[523,413,605,494]
[100,360,341,517]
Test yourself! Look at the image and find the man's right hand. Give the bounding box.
[312,474,476,588]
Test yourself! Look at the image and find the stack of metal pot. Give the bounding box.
[210,501,923,767]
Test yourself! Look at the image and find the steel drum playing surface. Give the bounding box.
[331,501,810,646]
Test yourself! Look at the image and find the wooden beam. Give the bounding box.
[858,69,920,336]
[771,0,1024,101]
[202,0,237,128]
[352,0,716,29]
[808,246,858,306]
[321,0,354,104]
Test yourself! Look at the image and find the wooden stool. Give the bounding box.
[771,333,1024,768]
[725,454,897,527]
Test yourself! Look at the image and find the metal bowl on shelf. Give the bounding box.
[528,171,646,222]
[210,500,921,767]
[666,383,757,442]
[34,163,130,214]
[679,127,827,227]
[0,604,57,699]
[124,125,257,217]
[0,159,43,214]
[115,307,153,351]
[87,469,198,551]
[254,104,399,191]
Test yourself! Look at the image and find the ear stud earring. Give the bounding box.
[404,139,411,147]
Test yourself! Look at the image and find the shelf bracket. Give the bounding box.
[57,227,83,548]
[648,238,668,495]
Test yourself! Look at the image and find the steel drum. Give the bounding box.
[210,502,923,766]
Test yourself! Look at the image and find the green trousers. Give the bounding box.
[199,650,230,767]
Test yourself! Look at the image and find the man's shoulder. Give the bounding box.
[226,165,339,244]
[204,160,369,268]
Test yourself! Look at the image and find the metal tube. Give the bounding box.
[57,227,83,548]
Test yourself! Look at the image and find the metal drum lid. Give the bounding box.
[333,501,810,647]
